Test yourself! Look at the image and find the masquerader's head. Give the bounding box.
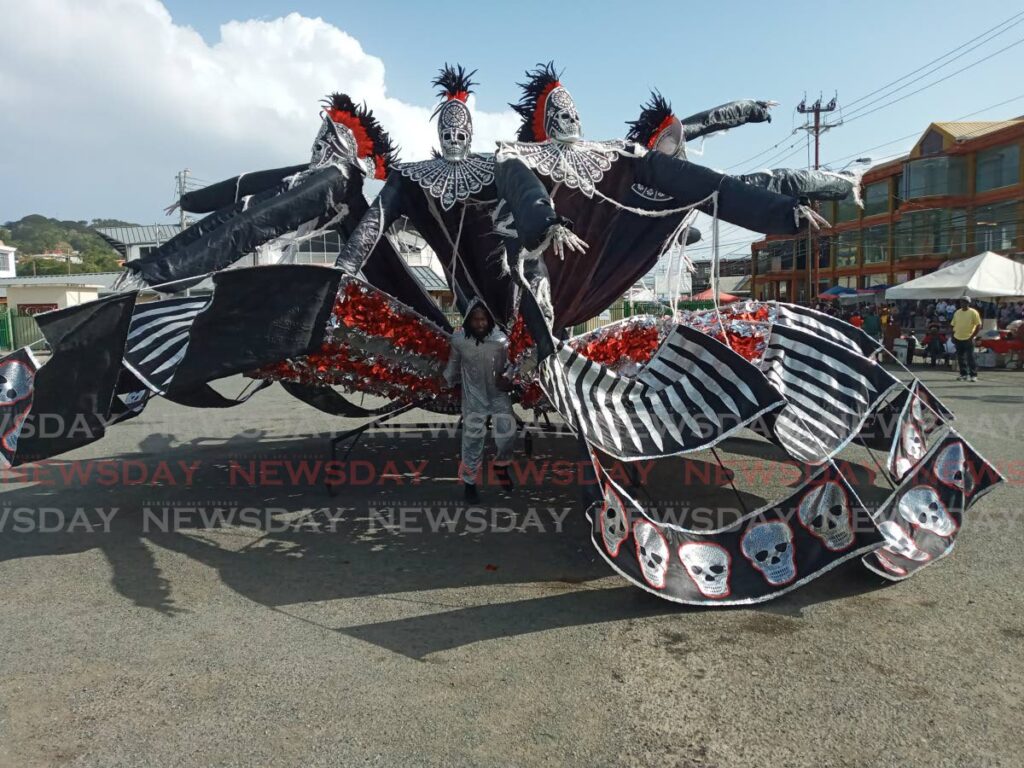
[432,64,477,161]
[313,93,398,180]
[626,90,685,159]
[465,304,494,342]
[511,62,582,144]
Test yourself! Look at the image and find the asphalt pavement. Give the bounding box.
[0,365,1021,767]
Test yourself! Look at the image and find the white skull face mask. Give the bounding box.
[633,519,669,589]
[678,542,731,598]
[741,522,796,586]
[309,116,363,173]
[600,484,629,557]
[544,87,582,143]
[878,521,931,562]
[934,442,974,495]
[898,485,957,537]
[437,100,473,161]
[797,481,855,551]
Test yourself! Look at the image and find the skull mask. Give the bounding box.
[897,485,957,537]
[600,484,629,557]
[678,542,731,599]
[437,100,473,161]
[633,519,669,589]
[878,521,931,562]
[797,481,855,551]
[741,521,796,586]
[652,116,685,159]
[309,116,362,173]
[544,87,582,143]
[934,441,974,496]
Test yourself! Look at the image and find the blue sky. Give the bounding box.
[2,0,1023,232]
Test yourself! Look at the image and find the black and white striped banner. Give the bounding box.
[123,296,211,394]
[773,302,881,357]
[761,323,900,464]
[538,324,784,460]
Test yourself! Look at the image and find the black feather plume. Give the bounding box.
[510,61,562,142]
[625,90,674,145]
[432,63,478,100]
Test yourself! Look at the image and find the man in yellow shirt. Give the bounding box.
[950,297,982,382]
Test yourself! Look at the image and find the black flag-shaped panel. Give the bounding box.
[0,347,41,467]
[166,264,342,393]
[123,295,212,394]
[862,430,1004,581]
[15,293,137,465]
[773,302,881,358]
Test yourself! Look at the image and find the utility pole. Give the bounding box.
[175,169,190,230]
[797,94,841,304]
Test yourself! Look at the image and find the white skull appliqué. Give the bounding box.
[894,422,927,478]
[797,481,855,551]
[0,359,34,407]
[897,485,957,537]
[544,87,582,144]
[934,441,974,496]
[633,519,669,590]
[600,484,629,557]
[741,521,796,586]
[437,100,473,161]
[877,521,931,562]
[678,542,731,599]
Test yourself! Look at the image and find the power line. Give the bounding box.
[842,36,1024,126]
[842,10,1024,113]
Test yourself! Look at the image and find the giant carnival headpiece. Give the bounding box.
[431,64,477,161]
[626,91,685,159]
[511,62,582,144]
[311,93,398,180]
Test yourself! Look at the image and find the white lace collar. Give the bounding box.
[497,139,631,197]
[397,153,495,211]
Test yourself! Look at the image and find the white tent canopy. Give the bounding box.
[885,251,1024,300]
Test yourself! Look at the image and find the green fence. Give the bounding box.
[11,313,44,349]
[0,309,11,350]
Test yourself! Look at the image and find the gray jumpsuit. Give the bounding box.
[443,300,517,484]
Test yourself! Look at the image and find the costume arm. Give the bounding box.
[179,164,309,213]
[493,156,561,251]
[680,100,775,141]
[124,165,353,289]
[334,174,405,275]
[736,168,861,204]
[636,151,803,235]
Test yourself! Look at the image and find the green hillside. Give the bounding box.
[0,215,135,275]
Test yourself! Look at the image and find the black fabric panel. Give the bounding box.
[15,293,137,464]
[180,164,308,213]
[280,381,400,417]
[163,380,272,409]
[166,265,342,393]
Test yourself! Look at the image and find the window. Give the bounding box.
[835,230,859,268]
[894,209,966,259]
[835,196,860,223]
[838,276,856,289]
[975,144,1020,192]
[863,181,889,217]
[863,273,888,288]
[863,224,889,265]
[817,236,831,269]
[138,245,158,258]
[754,250,770,275]
[902,156,966,199]
[778,281,788,299]
[795,238,808,271]
[0,253,9,272]
[973,201,1018,252]
[763,240,794,272]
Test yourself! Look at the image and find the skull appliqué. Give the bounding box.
[544,87,582,143]
[678,542,731,599]
[633,519,669,590]
[437,100,473,161]
[934,441,974,496]
[877,521,931,562]
[741,521,797,586]
[897,485,958,537]
[797,481,855,551]
[0,358,36,456]
[600,483,629,557]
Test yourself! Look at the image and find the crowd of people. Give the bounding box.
[807,296,1024,379]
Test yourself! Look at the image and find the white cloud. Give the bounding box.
[0,0,520,222]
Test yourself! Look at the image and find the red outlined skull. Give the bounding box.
[797,481,855,551]
[633,519,669,590]
[600,483,629,557]
[934,441,974,496]
[897,485,957,537]
[878,521,931,562]
[678,542,731,599]
[741,521,796,586]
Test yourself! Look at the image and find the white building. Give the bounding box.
[0,241,16,278]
